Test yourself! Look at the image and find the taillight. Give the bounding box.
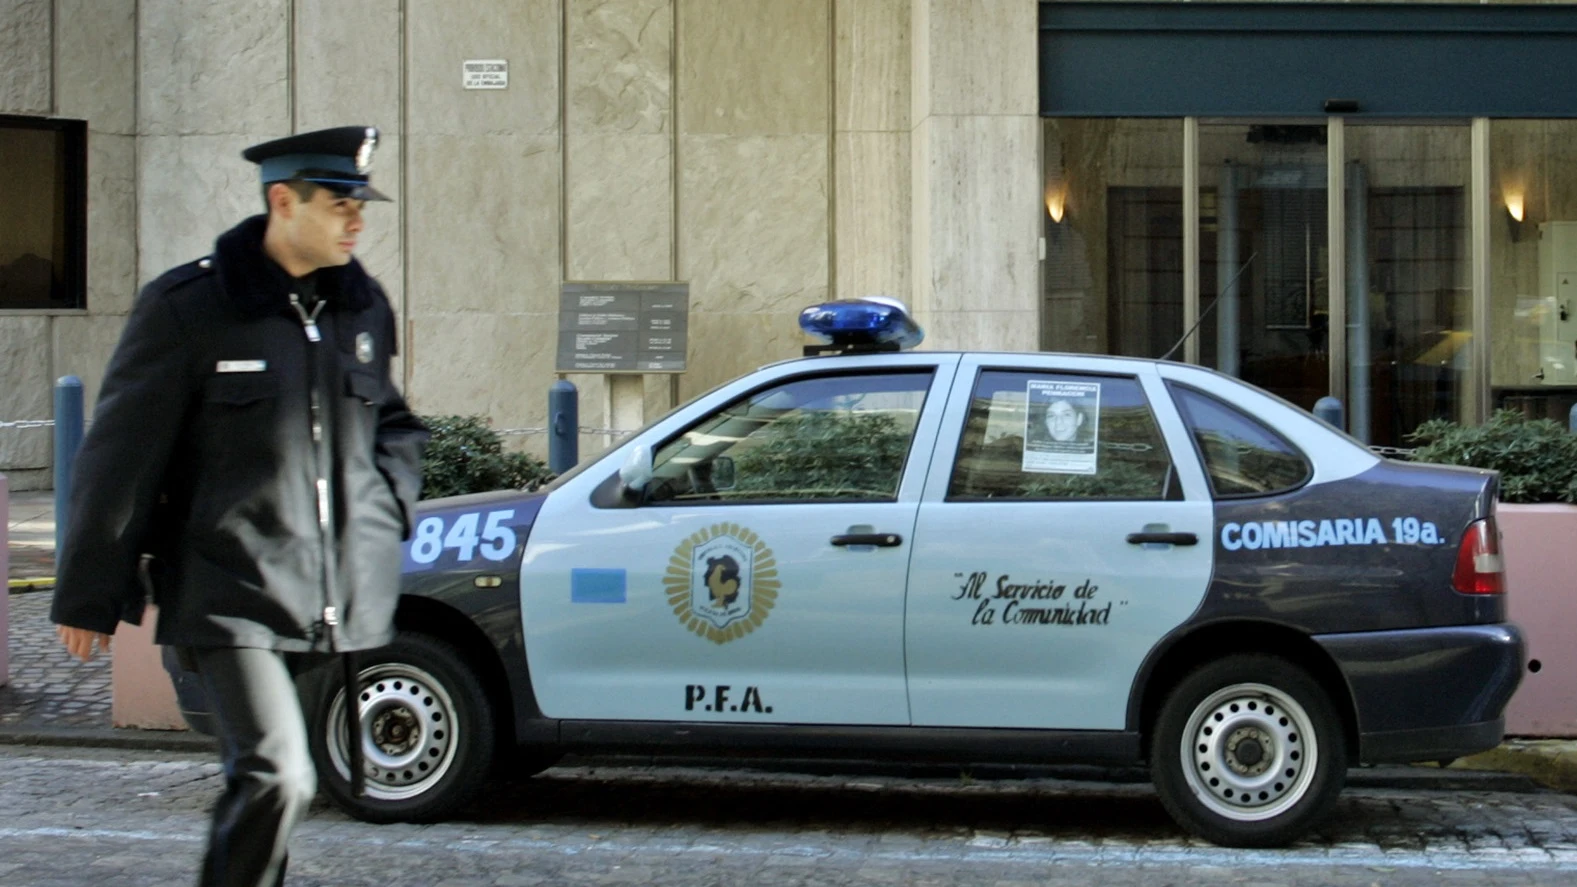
[1452,517,1505,595]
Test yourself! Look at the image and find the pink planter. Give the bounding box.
[1498,503,1577,737]
[111,604,185,730]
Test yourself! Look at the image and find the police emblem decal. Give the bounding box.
[355,331,375,364]
[664,523,779,645]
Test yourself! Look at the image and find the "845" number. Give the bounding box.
[408,510,517,564]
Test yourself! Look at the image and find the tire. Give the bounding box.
[308,632,496,823]
[1150,654,1346,847]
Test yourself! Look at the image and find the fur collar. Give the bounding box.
[212,215,375,318]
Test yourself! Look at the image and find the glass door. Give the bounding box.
[1197,123,1331,412]
[1342,122,1473,446]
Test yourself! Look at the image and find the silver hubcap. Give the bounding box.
[326,663,459,801]
[1180,682,1318,822]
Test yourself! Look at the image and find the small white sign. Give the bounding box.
[463,59,508,90]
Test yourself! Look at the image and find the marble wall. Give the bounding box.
[910,0,1041,351]
[0,1,138,487]
[3,0,1055,480]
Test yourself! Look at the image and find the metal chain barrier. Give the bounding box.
[0,421,629,437]
[495,426,627,438]
[0,419,56,429]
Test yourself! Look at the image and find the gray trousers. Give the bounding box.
[190,647,330,887]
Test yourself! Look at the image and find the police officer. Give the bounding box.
[51,126,428,887]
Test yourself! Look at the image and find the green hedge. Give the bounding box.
[1407,409,1577,504]
[419,415,553,500]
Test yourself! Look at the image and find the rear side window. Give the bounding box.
[949,371,1176,501]
[1168,383,1310,498]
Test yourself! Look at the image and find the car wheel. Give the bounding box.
[308,632,496,823]
[1150,654,1346,847]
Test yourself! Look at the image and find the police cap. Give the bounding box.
[242,125,391,202]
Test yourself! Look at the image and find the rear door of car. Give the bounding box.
[521,353,960,725]
[903,355,1216,729]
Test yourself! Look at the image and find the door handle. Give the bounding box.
[831,533,903,548]
[1126,531,1198,546]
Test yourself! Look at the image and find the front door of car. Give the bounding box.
[904,357,1215,730]
[521,357,958,725]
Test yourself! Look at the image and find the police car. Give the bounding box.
[172,297,1525,847]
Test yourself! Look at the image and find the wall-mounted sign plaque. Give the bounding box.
[557,283,689,373]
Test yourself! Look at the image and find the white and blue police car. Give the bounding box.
[170,297,1525,847]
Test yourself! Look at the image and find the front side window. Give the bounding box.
[0,115,86,310]
[1169,382,1310,498]
[647,371,932,504]
[949,371,1175,501]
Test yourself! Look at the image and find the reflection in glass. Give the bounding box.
[1344,123,1471,445]
[1042,119,1185,358]
[1199,123,1330,413]
[1491,121,1577,423]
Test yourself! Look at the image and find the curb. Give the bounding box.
[0,725,216,753]
[0,727,1561,795]
[7,577,55,592]
[1452,742,1577,793]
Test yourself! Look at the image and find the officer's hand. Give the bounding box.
[56,625,112,662]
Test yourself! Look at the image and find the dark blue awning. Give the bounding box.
[1041,2,1577,118]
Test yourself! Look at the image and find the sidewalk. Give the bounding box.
[6,486,1577,782]
[6,489,56,589]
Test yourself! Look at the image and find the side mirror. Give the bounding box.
[618,444,653,502]
[711,455,736,491]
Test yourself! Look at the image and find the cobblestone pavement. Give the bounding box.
[4,746,1577,887]
[0,590,110,730]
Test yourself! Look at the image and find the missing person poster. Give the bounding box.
[1022,379,1101,474]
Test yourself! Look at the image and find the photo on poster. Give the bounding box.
[1022,379,1100,474]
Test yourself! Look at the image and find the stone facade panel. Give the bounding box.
[405,312,556,437]
[679,0,829,136]
[405,133,560,315]
[138,0,289,135]
[569,0,672,135]
[567,133,672,281]
[137,134,270,283]
[0,0,50,114]
[55,0,137,134]
[836,130,909,303]
[0,316,52,469]
[87,132,138,316]
[914,115,1040,316]
[51,313,130,418]
[680,134,828,315]
[917,0,1036,118]
[835,0,908,132]
[295,0,401,134]
[407,0,559,136]
[677,309,804,401]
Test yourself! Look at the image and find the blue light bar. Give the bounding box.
[798,296,924,353]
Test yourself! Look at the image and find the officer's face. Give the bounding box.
[279,186,367,271]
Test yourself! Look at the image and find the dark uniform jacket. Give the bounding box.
[51,215,428,652]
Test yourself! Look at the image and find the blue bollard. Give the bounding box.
[1569,403,1577,434]
[548,380,579,475]
[53,376,84,569]
[1313,396,1345,432]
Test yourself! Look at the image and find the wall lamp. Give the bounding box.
[1506,191,1526,243]
[1045,182,1067,224]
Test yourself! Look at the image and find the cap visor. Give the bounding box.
[348,183,392,202]
[306,177,392,202]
